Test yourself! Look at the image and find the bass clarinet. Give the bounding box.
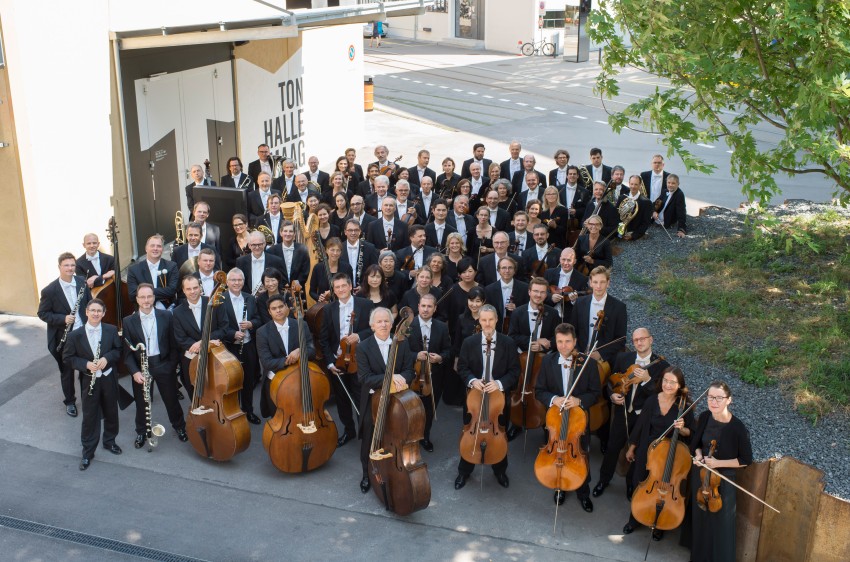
[125,340,165,451]
[87,342,101,396]
[57,282,86,352]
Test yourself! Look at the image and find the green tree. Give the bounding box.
[589,0,850,207]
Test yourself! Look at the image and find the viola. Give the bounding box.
[459,335,508,466]
[609,356,666,396]
[411,335,437,422]
[697,439,722,513]
[501,295,514,333]
[263,282,337,473]
[509,307,548,430]
[334,310,358,374]
[186,271,251,461]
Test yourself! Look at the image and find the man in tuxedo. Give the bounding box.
[512,154,547,194]
[571,266,628,366]
[518,171,544,209]
[191,248,220,297]
[185,163,216,216]
[483,256,530,331]
[500,140,523,180]
[220,156,255,192]
[593,327,669,499]
[127,235,178,310]
[545,248,588,321]
[393,180,418,224]
[522,223,560,279]
[256,294,316,418]
[408,149,436,190]
[465,163,490,213]
[424,199,456,250]
[508,211,531,254]
[247,172,281,226]
[289,174,321,207]
[414,176,438,222]
[172,222,220,273]
[271,159,297,194]
[395,225,436,280]
[652,174,687,237]
[582,182,620,239]
[640,154,670,203]
[583,148,612,189]
[616,175,653,240]
[172,276,228,396]
[609,165,626,198]
[348,195,377,233]
[236,231,287,296]
[356,306,416,493]
[549,149,571,188]
[192,201,222,255]
[366,196,408,251]
[560,166,590,231]
[269,221,311,287]
[454,304,520,489]
[123,284,188,449]
[483,189,510,232]
[371,144,398,180]
[345,147,365,184]
[63,298,123,470]
[220,268,262,424]
[340,219,379,289]
[76,233,115,289]
[356,163,380,199]
[478,231,523,286]
[305,155,330,192]
[534,322,601,511]
[247,144,274,183]
[257,193,284,245]
[461,143,491,179]
[446,195,475,248]
[38,252,92,416]
[364,175,391,217]
[320,274,374,447]
[406,293,451,451]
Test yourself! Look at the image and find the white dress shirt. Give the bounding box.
[419,317,432,342]
[629,352,652,414]
[565,185,578,208]
[434,223,446,246]
[198,273,215,297]
[251,255,265,294]
[139,310,160,356]
[260,159,272,178]
[592,165,603,183]
[553,354,574,406]
[382,219,394,243]
[336,298,354,358]
[86,252,101,276]
[475,333,503,391]
[454,214,467,241]
[514,232,527,253]
[59,279,84,330]
[588,295,607,346]
[556,167,568,186]
[268,212,281,239]
[500,279,514,308]
[187,243,201,261]
[85,323,111,377]
[509,158,521,177]
[527,307,541,339]
[650,174,663,202]
[229,292,250,343]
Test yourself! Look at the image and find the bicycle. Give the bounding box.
[520,38,556,57]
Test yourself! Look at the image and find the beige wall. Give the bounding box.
[485,0,536,54]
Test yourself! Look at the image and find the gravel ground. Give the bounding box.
[611,200,850,499]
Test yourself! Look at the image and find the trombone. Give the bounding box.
[174,211,186,247]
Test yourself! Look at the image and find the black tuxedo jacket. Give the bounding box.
[654,188,687,233]
[271,175,295,194]
[522,245,561,278]
[406,166,436,188]
[122,309,177,373]
[485,206,510,232]
[508,230,531,254]
[247,189,282,225]
[365,217,408,251]
[544,267,588,319]
[220,291,261,346]
[445,213,476,242]
[185,178,216,214]
[172,297,228,351]
[268,243,311,287]
[518,188,544,210]
[257,212,285,244]
[287,187,322,207]
[507,303,560,352]
[610,351,670,409]
[581,200,620,238]
[571,294,628,363]
[435,172,461,192]
[575,234,613,270]
[500,158,523,181]
[511,169,547,193]
[461,158,493,179]
[615,194,653,240]
[320,297,374,365]
[127,259,178,306]
[364,192,388,216]
[38,276,92,352]
[356,334,416,418]
[256,318,316,373]
[63,323,122,375]
[483,279,530,329]
[75,252,116,288]
[457,332,520,389]
[476,252,524,286]
[235,252,288,293]
[247,159,274,183]
[338,240,379,286]
[199,223,222,255]
[535,352,600,410]
[350,163,365,184]
[394,245,437,272]
[413,193,439,223]
[581,165,612,189]
[407,317,452,370]
[351,212,377,234]
[640,170,671,199]
[220,172,255,192]
[559,185,591,218]
[171,243,221,271]
[424,222,456,250]
[356,179,376,199]
[548,168,569,188]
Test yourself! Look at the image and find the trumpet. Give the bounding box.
[174,211,186,247]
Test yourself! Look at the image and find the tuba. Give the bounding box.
[617,196,641,237]
[579,164,593,189]
[174,211,186,247]
[271,155,285,179]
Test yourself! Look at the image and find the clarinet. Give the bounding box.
[87,342,101,396]
[238,304,249,355]
[57,282,86,352]
[356,241,364,286]
[125,340,163,450]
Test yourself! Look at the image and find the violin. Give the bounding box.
[697,439,722,512]
[509,307,548,431]
[459,335,508,466]
[401,247,421,271]
[263,282,337,472]
[534,351,590,493]
[630,395,690,531]
[186,271,251,461]
[501,295,514,333]
[401,200,419,226]
[380,155,403,176]
[609,356,665,396]
[334,310,358,374]
[411,335,437,422]
[529,247,553,278]
[368,307,431,515]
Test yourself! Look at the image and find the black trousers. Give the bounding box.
[50,346,79,405]
[599,404,637,485]
[260,374,275,418]
[457,390,509,477]
[132,357,185,435]
[178,355,195,398]
[80,372,119,459]
[417,366,444,440]
[360,394,375,477]
[330,371,361,436]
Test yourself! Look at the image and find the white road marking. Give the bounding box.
[468,92,478,95]
[516,102,529,106]
[574,115,588,120]
[595,120,608,125]
[534,106,547,111]
[483,95,493,99]
[425,83,434,86]
[499,98,511,102]
[553,110,566,115]
[697,143,715,149]
[401,77,410,81]
[413,80,422,84]
[440,86,449,89]
[452,88,463,92]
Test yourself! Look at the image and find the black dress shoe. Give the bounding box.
[454,473,469,490]
[600,440,608,454]
[592,481,608,497]
[580,497,594,513]
[652,530,664,541]
[360,476,371,493]
[79,458,91,471]
[176,429,189,442]
[246,413,261,425]
[176,390,185,400]
[337,432,354,447]
[66,404,78,417]
[506,426,523,442]
[622,523,636,535]
[419,439,434,452]
[104,444,122,455]
[134,434,145,449]
[495,473,510,488]
[554,491,566,505]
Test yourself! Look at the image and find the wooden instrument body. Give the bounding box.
[534,403,589,491]
[334,311,357,373]
[459,387,508,465]
[92,278,134,327]
[411,355,433,396]
[509,351,546,429]
[697,440,723,513]
[305,303,326,362]
[588,359,611,431]
[630,438,691,530]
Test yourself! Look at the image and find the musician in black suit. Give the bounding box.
[320,274,374,446]
[559,166,591,220]
[424,199,456,250]
[288,174,322,208]
[345,148,364,184]
[338,219,379,288]
[616,175,654,241]
[123,284,188,449]
[366,196,408,251]
[185,164,216,216]
[571,266,628,367]
[593,327,669,499]
[548,149,571,188]
[63,299,123,470]
[511,154,547,194]
[364,174,391,217]
[445,196,476,248]
[236,231,288,296]
[247,172,281,226]
[500,140,523,181]
[172,222,221,272]
[76,233,115,289]
[38,253,92,416]
[255,193,285,244]
[482,189,511,232]
[582,182,620,239]
[268,220,311,288]
[356,163,380,199]
[247,144,275,183]
[191,202,222,255]
[522,223,560,279]
[413,176,438,223]
[271,158,297,194]
[460,143,492,179]
[508,211,531,255]
[545,248,588,321]
[395,225,437,278]
[652,174,687,237]
[518,171,545,210]
[407,149,437,189]
[127,235,178,310]
[305,155,330,192]
[582,148,613,189]
[454,305,520,489]
[220,268,262,424]
[348,195,377,234]
[355,306,416,493]
[172,276,228,397]
[640,154,671,203]
[220,156,255,192]
[435,157,461,194]
[477,232,524,286]
[508,277,560,353]
[256,294,316,418]
[483,256,529,332]
[534,322,601,510]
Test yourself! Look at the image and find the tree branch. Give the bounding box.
[743,10,788,121]
[742,101,788,130]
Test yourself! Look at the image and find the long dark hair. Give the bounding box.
[656,366,690,401]
[357,264,390,301]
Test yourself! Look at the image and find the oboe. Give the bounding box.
[57,282,86,352]
[87,342,101,396]
[238,304,249,355]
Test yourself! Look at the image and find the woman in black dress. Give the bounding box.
[496,179,518,216]
[443,232,467,281]
[427,253,453,294]
[255,267,287,327]
[315,204,340,247]
[540,186,570,250]
[329,191,350,231]
[436,157,461,201]
[686,380,752,562]
[228,213,251,270]
[442,284,486,407]
[445,257,479,344]
[357,264,397,319]
[378,250,409,303]
[575,214,613,274]
[399,268,444,321]
[623,366,694,540]
[470,206,495,267]
[309,237,352,303]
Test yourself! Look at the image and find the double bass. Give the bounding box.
[263,282,337,472]
[459,335,508,467]
[368,307,431,515]
[305,231,333,361]
[509,306,547,432]
[186,271,251,461]
[91,217,134,331]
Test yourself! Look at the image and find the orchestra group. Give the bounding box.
[39,142,752,561]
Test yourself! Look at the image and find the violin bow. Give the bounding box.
[578,335,626,357]
[560,341,598,411]
[692,459,781,513]
[651,386,709,447]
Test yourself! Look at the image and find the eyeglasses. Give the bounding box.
[633,336,651,342]
[249,243,265,248]
[707,395,729,402]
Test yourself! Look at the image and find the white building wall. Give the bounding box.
[484,0,537,53]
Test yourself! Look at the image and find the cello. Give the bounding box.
[509,306,548,432]
[91,217,134,331]
[186,271,251,461]
[263,282,337,473]
[459,335,508,467]
[368,307,431,515]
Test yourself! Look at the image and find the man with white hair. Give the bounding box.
[366,195,408,251]
[221,267,262,424]
[185,163,216,215]
[365,175,391,216]
[235,231,287,296]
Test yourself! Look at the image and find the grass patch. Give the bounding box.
[656,208,850,422]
